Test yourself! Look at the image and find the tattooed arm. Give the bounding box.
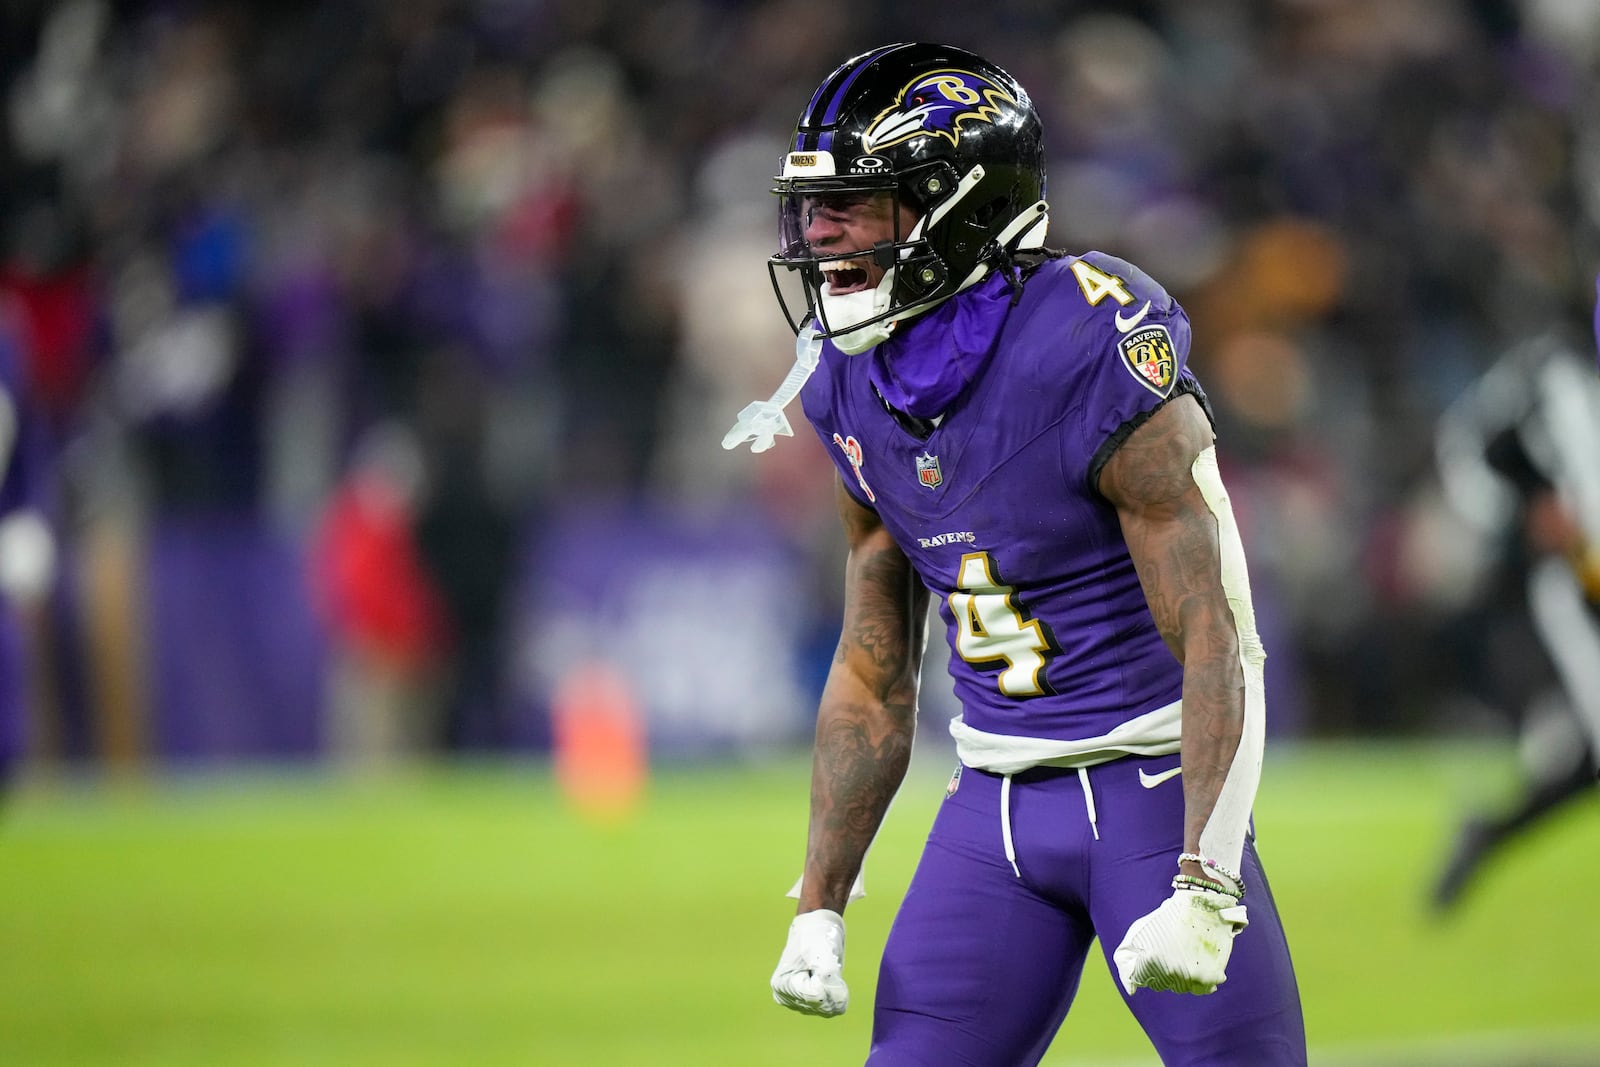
[1098,393,1245,886]
[796,477,930,916]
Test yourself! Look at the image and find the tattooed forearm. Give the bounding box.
[803,703,916,909]
[1101,395,1245,853]
[797,480,926,913]
[1129,505,1243,844]
[1177,616,1244,847]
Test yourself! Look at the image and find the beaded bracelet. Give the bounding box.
[1177,852,1244,892]
[1171,873,1244,900]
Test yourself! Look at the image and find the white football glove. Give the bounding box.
[771,909,849,1017]
[1113,888,1249,995]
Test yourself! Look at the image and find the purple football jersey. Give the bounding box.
[801,252,1204,742]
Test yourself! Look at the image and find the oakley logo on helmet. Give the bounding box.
[851,155,890,172]
[862,70,1016,153]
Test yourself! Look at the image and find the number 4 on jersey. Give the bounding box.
[950,552,1059,698]
[1069,258,1135,308]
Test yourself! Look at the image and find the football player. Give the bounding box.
[1430,334,1600,911]
[726,42,1306,1066]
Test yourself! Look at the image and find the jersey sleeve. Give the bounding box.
[800,343,879,511]
[1054,251,1201,494]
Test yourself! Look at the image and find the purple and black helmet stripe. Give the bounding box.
[795,42,908,152]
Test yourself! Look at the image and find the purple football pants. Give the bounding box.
[867,756,1306,1066]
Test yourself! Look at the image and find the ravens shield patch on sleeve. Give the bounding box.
[1117,324,1177,397]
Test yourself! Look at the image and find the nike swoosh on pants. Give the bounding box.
[1138,765,1182,788]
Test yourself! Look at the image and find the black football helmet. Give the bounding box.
[769,43,1048,352]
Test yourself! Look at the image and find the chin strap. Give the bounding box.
[722,318,826,453]
[988,201,1049,306]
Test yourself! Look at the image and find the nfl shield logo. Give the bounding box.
[915,452,942,489]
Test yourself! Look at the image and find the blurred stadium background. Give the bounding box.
[1,0,1599,1064]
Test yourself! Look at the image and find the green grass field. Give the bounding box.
[1,740,1597,1066]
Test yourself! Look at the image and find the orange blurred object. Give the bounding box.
[551,661,648,824]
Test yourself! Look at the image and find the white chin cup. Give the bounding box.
[820,269,897,355]
[819,258,1003,355]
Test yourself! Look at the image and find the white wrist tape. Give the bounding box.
[1190,447,1266,875]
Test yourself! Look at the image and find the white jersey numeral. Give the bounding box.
[1068,258,1135,307]
[949,552,1057,698]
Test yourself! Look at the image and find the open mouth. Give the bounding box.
[823,258,872,295]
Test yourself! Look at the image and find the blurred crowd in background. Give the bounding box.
[1,0,1598,776]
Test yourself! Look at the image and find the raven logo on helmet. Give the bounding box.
[862,70,1016,153]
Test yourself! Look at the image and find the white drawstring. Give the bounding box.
[1078,767,1100,841]
[1000,774,1020,877]
[1000,767,1102,880]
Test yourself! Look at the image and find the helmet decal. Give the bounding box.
[799,43,906,152]
[861,69,1016,153]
